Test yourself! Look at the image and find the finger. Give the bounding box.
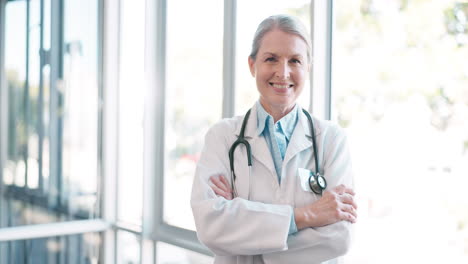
[332,185,355,196]
[218,175,232,192]
[340,193,358,209]
[346,213,357,223]
[212,177,233,200]
[209,181,225,196]
[339,210,357,223]
[209,177,233,200]
[209,181,231,200]
[210,176,230,193]
[341,203,357,219]
[344,187,355,196]
[332,184,346,194]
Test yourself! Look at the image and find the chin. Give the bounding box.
[271,99,295,108]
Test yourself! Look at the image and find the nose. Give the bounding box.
[275,60,291,79]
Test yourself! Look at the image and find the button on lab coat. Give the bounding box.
[191,104,354,264]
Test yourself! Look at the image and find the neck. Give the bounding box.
[259,100,295,123]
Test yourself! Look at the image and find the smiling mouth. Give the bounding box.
[269,83,294,89]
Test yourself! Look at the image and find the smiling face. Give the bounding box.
[249,29,310,115]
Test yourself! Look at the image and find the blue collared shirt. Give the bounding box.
[256,101,299,234]
[256,101,298,180]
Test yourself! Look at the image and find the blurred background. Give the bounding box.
[0,0,467,263]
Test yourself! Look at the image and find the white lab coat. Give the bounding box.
[191,103,354,264]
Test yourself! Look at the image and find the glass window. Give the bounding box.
[4,0,27,189]
[117,231,141,264]
[26,0,41,190]
[117,0,146,226]
[164,0,224,230]
[62,0,100,218]
[156,242,213,264]
[2,0,101,227]
[235,0,311,115]
[333,0,468,263]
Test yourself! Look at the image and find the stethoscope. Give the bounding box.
[228,108,327,198]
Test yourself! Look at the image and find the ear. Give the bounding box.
[248,56,256,77]
[307,62,311,74]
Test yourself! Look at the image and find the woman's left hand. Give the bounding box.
[209,175,233,200]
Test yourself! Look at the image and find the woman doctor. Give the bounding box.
[191,14,357,264]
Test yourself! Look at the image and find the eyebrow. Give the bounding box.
[262,52,277,57]
[261,52,304,58]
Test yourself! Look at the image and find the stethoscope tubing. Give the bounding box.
[228,108,326,197]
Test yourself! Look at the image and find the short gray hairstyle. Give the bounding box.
[249,14,311,61]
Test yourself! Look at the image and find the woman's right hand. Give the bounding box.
[294,184,357,229]
[209,174,233,200]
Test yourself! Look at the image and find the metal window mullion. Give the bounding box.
[0,0,7,189]
[0,219,110,241]
[38,0,45,193]
[326,1,334,120]
[96,0,104,221]
[101,0,120,262]
[0,0,8,261]
[222,0,236,118]
[152,0,166,239]
[140,0,163,261]
[24,0,30,188]
[310,0,332,120]
[150,0,167,261]
[326,0,333,120]
[49,0,64,209]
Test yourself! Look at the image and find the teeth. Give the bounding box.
[271,83,291,89]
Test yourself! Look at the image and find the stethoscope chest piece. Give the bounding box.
[308,172,327,195]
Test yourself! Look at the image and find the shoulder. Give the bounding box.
[205,115,243,144]
[298,107,345,139]
[207,115,242,135]
[312,117,346,140]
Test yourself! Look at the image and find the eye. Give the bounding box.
[290,58,301,64]
[265,57,276,62]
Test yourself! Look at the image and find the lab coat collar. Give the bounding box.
[234,104,275,176]
[298,106,322,138]
[255,101,298,141]
[234,103,321,138]
[283,107,321,166]
[235,103,321,138]
[234,103,259,139]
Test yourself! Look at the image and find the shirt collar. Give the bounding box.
[256,101,298,140]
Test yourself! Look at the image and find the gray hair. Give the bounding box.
[249,14,311,61]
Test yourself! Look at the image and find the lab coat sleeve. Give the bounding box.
[191,121,293,256]
[263,124,354,263]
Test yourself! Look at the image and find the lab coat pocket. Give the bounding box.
[295,168,319,207]
[297,168,314,192]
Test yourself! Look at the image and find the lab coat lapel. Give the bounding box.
[234,105,276,177]
[283,108,320,166]
[250,134,276,178]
